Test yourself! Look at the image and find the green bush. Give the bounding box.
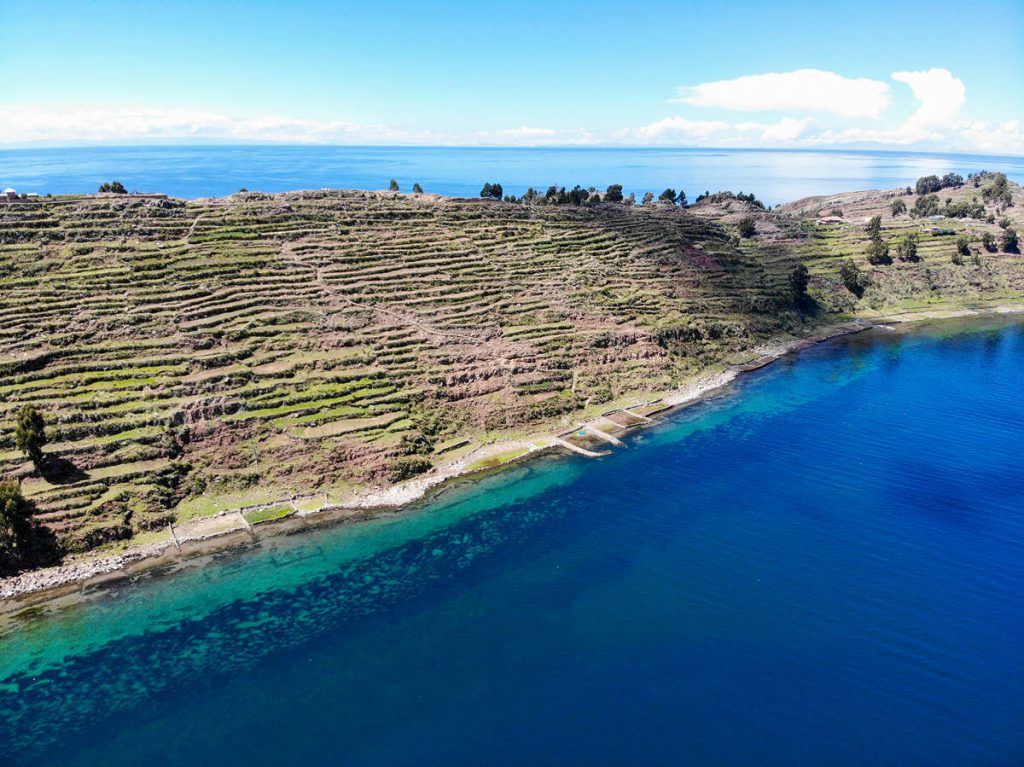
[388,456,432,483]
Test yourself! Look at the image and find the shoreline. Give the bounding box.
[3,303,1023,611]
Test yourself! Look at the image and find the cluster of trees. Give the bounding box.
[1,405,58,574]
[911,194,987,220]
[693,190,766,210]
[914,173,964,196]
[470,182,767,210]
[470,182,771,209]
[387,180,426,193]
[484,183,691,207]
[479,182,504,199]
[981,173,1014,207]
[658,189,687,205]
[98,181,127,194]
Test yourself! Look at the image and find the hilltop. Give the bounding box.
[0,173,1022,579]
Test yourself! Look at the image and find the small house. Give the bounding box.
[2,188,16,202]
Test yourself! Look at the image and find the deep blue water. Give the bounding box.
[1,319,1023,765]
[2,145,1024,205]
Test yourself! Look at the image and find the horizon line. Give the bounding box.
[1,142,1022,160]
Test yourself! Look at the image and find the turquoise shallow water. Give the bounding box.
[2,319,1024,765]
[2,145,1023,206]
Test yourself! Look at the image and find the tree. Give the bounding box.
[658,188,677,204]
[677,190,687,207]
[388,179,400,192]
[604,184,624,203]
[98,181,127,194]
[912,194,940,218]
[839,259,865,297]
[736,216,756,238]
[1001,228,1019,254]
[956,235,971,257]
[789,264,810,298]
[866,237,891,265]
[641,192,654,205]
[941,172,964,189]
[15,404,47,467]
[412,183,424,194]
[982,232,997,252]
[890,199,907,216]
[0,481,58,575]
[895,232,919,262]
[480,182,502,200]
[0,481,33,574]
[915,175,942,195]
[865,215,883,239]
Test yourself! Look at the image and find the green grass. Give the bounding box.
[243,504,294,524]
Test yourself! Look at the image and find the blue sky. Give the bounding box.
[2,0,1022,153]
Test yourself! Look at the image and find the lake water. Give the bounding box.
[3,145,1024,205]
[2,318,1023,766]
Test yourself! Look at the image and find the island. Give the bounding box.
[1,172,1021,597]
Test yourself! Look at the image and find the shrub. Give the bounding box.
[388,179,399,192]
[896,233,920,262]
[890,200,906,216]
[956,235,971,257]
[98,181,127,194]
[412,183,424,194]
[737,217,756,238]
[839,259,866,297]
[1001,228,1019,253]
[982,232,997,252]
[641,192,654,205]
[388,456,432,483]
[866,238,891,265]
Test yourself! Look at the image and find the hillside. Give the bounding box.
[0,174,1022,570]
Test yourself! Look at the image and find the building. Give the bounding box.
[2,188,16,202]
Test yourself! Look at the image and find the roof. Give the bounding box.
[3,188,16,194]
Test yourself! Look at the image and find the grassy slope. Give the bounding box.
[0,177,1021,558]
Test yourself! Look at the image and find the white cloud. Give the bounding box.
[472,125,598,145]
[0,106,601,148]
[955,120,1024,155]
[633,116,732,140]
[0,105,436,145]
[674,69,890,118]
[759,116,814,141]
[484,126,558,139]
[891,68,966,126]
